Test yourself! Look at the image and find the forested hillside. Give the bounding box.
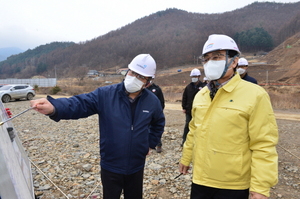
[0,2,300,79]
[277,12,300,42]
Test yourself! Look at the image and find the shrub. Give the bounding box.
[34,85,39,92]
[51,86,62,94]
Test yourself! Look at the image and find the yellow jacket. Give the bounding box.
[180,74,278,197]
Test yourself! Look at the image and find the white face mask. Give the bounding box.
[204,60,227,80]
[237,68,246,75]
[124,75,145,93]
[191,77,199,83]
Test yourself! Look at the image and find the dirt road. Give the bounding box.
[165,102,300,121]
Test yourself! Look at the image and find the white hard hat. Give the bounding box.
[238,58,248,66]
[203,77,208,81]
[128,54,156,77]
[190,68,201,76]
[202,34,240,55]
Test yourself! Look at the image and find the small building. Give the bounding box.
[87,70,99,76]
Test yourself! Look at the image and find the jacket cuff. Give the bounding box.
[46,95,59,120]
[180,157,191,167]
[250,186,270,197]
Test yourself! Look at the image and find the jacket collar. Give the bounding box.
[221,72,241,93]
[118,82,148,98]
[205,72,241,95]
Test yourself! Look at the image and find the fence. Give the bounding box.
[0,78,57,87]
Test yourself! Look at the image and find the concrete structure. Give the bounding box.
[0,103,35,199]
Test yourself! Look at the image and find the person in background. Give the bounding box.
[30,54,165,199]
[146,75,165,153]
[181,68,206,146]
[237,57,258,84]
[203,77,209,85]
[179,34,278,199]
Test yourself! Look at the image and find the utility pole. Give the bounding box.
[54,66,57,86]
[55,65,57,79]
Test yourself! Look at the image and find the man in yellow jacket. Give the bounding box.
[179,34,278,199]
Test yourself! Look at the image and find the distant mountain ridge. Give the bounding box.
[0,47,24,61]
[0,2,300,79]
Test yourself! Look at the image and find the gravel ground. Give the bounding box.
[4,100,300,199]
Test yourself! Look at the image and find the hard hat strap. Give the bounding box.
[144,81,151,88]
[220,50,237,79]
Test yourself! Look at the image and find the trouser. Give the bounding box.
[190,183,249,199]
[182,114,192,145]
[101,167,144,199]
[157,138,162,147]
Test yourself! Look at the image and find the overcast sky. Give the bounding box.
[1,0,299,50]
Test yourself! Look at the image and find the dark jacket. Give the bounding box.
[242,73,258,84]
[182,81,206,116]
[47,82,165,175]
[147,83,165,109]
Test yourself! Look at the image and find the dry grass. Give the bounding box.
[36,77,300,110]
[265,86,300,110]
[52,76,122,95]
[161,84,300,109]
[161,85,184,102]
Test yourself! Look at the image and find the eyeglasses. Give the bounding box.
[201,52,226,63]
[129,70,151,81]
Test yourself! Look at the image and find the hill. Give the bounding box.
[0,2,300,82]
[0,42,75,78]
[261,31,300,84]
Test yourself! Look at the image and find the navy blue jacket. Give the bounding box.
[242,73,258,84]
[47,82,165,175]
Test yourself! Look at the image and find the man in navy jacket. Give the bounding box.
[237,58,258,84]
[30,54,165,199]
